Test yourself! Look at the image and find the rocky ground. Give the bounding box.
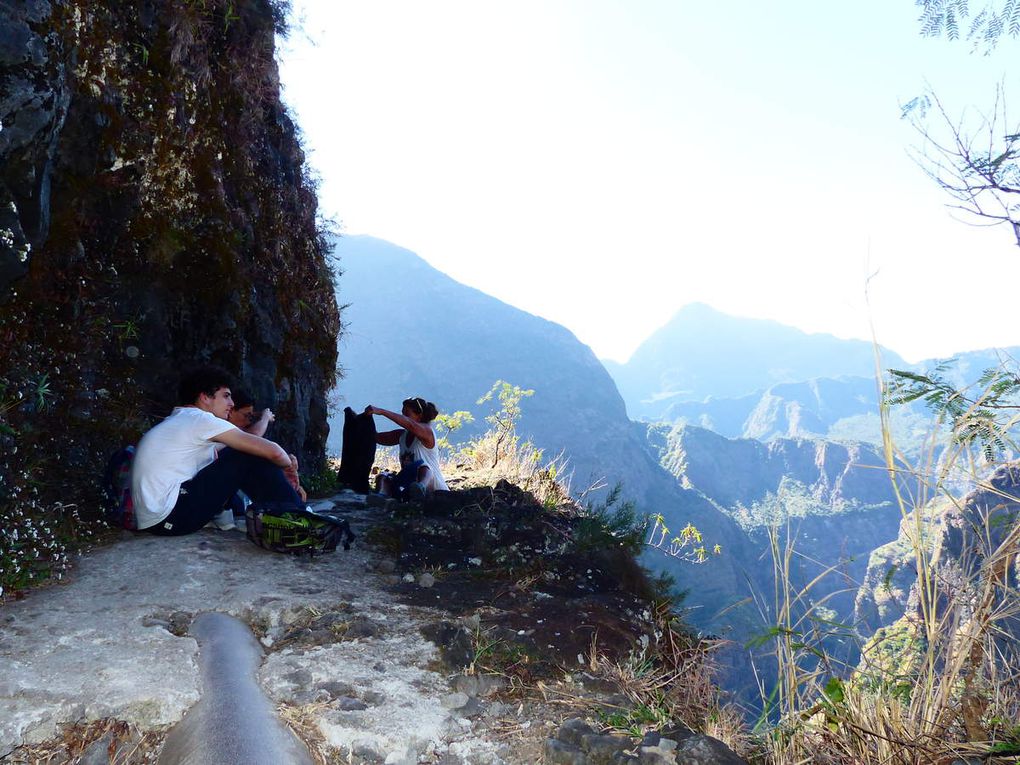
[0,484,748,764]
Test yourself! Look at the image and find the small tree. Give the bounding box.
[476,380,535,468]
[433,409,474,452]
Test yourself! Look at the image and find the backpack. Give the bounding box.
[245,502,355,556]
[100,445,137,530]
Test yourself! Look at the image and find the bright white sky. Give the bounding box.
[277,0,1020,364]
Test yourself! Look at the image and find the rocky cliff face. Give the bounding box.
[0,1,339,523]
[651,424,899,514]
[646,423,907,622]
[855,462,1020,636]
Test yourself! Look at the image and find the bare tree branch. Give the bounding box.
[905,84,1020,246]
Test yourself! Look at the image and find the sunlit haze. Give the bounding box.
[277,0,1020,364]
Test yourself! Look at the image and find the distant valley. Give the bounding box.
[330,235,1017,699]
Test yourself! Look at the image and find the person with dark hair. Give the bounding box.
[227,389,275,437]
[225,388,305,501]
[366,397,448,499]
[208,388,287,529]
[130,365,303,536]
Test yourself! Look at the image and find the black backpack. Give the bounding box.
[100,445,137,530]
[245,502,355,555]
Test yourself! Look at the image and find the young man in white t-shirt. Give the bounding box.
[131,366,303,535]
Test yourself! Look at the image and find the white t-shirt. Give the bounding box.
[131,407,236,529]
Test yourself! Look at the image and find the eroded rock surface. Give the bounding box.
[0,493,508,763]
[1,487,749,764]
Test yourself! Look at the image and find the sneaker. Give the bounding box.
[205,508,236,531]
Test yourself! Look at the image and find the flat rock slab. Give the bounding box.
[0,497,505,763]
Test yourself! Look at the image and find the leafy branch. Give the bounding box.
[887,360,1020,459]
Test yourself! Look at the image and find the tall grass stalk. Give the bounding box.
[760,362,1020,764]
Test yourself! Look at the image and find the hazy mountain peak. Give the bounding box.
[609,304,906,420]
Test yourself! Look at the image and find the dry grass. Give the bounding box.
[277,702,342,765]
[5,719,164,764]
[759,370,1020,765]
[580,604,754,758]
[444,430,575,511]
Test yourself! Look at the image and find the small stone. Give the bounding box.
[485,702,508,717]
[383,575,402,586]
[337,696,369,711]
[461,613,481,631]
[639,737,681,765]
[79,732,114,765]
[306,628,334,646]
[352,741,385,763]
[291,689,322,705]
[418,572,435,588]
[674,734,748,764]
[557,718,596,747]
[544,738,587,765]
[284,668,313,686]
[346,616,382,639]
[376,559,397,574]
[442,692,470,709]
[384,746,417,765]
[655,738,677,753]
[453,674,479,696]
[317,680,355,698]
[478,674,505,696]
[402,573,415,583]
[363,689,387,705]
[581,733,633,763]
[168,611,191,636]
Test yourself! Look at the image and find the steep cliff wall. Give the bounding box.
[855,462,1020,635]
[646,423,907,623]
[0,0,339,585]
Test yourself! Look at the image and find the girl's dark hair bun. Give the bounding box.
[422,400,439,422]
[404,397,439,423]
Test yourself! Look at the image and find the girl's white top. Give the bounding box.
[399,426,448,492]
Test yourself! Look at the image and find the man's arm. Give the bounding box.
[212,428,291,467]
[245,408,274,437]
